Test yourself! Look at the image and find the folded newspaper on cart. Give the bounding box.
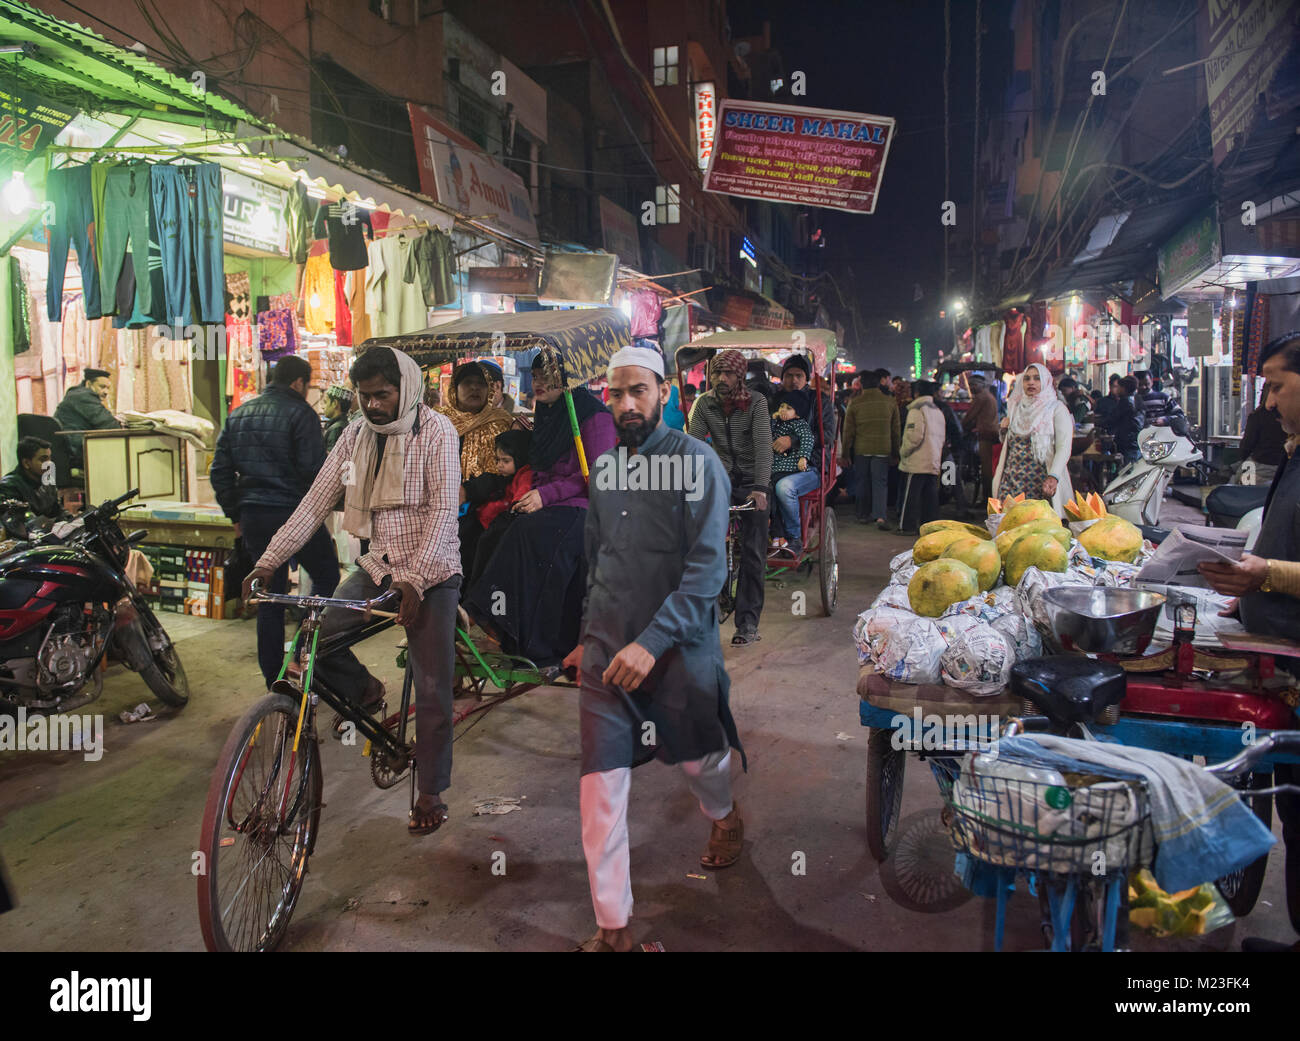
[1134,525,1246,588]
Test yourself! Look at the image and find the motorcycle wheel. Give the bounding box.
[138,605,190,708]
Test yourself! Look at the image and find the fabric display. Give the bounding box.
[402,229,457,308]
[302,254,336,334]
[1246,294,1269,377]
[224,271,251,322]
[257,307,297,360]
[1002,309,1027,372]
[346,268,371,344]
[150,165,192,325]
[313,200,373,271]
[988,319,1005,366]
[284,181,315,265]
[8,256,30,356]
[185,164,225,323]
[333,270,352,347]
[45,164,103,321]
[629,290,662,339]
[366,232,429,337]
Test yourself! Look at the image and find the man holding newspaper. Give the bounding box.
[1197,330,1300,951]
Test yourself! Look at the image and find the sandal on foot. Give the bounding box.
[731,628,761,646]
[700,804,744,870]
[408,801,448,836]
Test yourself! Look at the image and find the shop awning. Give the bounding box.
[362,308,632,386]
[679,327,838,375]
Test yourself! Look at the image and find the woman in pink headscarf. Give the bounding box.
[992,362,1074,513]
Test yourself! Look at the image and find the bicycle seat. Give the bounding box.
[1009,655,1127,727]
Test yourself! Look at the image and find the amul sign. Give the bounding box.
[695,82,716,171]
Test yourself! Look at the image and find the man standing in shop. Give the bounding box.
[566,346,745,952]
[689,349,773,646]
[53,368,120,467]
[211,356,341,689]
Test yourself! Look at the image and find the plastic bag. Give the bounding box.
[1128,869,1235,938]
[941,621,1015,695]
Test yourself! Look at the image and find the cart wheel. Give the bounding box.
[819,508,838,616]
[1215,771,1272,917]
[865,726,905,861]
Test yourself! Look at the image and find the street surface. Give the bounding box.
[0,502,1292,951]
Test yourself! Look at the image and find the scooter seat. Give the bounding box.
[1206,484,1269,524]
[1010,655,1127,727]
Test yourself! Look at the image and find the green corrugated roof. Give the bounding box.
[0,0,256,126]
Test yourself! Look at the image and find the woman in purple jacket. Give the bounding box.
[465,354,617,669]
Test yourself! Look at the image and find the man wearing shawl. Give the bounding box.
[992,362,1074,513]
[689,349,773,645]
[567,346,746,952]
[242,347,463,836]
[436,361,514,481]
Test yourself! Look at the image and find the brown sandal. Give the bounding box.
[408,801,448,836]
[700,803,744,870]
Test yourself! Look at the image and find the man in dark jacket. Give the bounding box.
[211,356,341,686]
[322,385,354,452]
[0,436,62,520]
[962,375,999,502]
[841,369,900,528]
[53,368,120,467]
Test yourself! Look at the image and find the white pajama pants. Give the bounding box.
[580,750,734,930]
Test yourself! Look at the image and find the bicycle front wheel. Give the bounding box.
[197,692,322,952]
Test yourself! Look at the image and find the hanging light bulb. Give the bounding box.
[3,171,33,214]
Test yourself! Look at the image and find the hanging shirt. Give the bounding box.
[403,230,457,307]
[313,201,374,271]
[366,234,429,337]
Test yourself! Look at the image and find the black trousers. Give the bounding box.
[733,488,767,632]
[899,472,939,532]
[240,505,340,687]
[1276,761,1300,933]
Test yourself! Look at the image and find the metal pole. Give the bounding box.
[565,386,590,480]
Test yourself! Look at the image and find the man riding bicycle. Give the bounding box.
[242,346,463,837]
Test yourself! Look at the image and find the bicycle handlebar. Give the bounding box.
[1204,731,1300,779]
[729,501,758,512]
[248,578,401,616]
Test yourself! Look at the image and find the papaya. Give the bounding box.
[997,498,1058,535]
[1004,531,1069,586]
[1078,514,1143,563]
[941,536,1002,591]
[912,528,972,563]
[919,519,992,541]
[908,559,980,618]
[994,516,1068,558]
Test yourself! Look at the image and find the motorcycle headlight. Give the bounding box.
[1141,440,1175,463]
[1106,474,1147,505]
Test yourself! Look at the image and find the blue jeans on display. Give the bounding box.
[774,469,820,540]
[186,163,225,322]
[46,165,102,320]
[853,455,890,521]
[239,505,341,687]
[150,166,193,325]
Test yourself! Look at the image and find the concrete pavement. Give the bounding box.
[0,502,1293,951]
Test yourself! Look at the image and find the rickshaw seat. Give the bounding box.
[1010,655,1127,726]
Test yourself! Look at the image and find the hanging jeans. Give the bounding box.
[98,165,154,319]
[186,164,224,323]
[46,165,102,321]
[150,166,192,326]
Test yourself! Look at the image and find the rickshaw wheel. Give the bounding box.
[865,726,906,861]
[819,509,838,616]
[1214,771,1272,917]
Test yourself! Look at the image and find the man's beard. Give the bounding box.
[617,401,661,447]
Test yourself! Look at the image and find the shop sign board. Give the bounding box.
[408,104,539,245]
[0,89,77,166]
[1187,300,1215,357]
[221,170,288,255]
[466,266,538,296]
[721,293,793,330]
[694,81,716,170]
[1157,207,1220,298]
[598,196,642,269]
[1199,0,1296,167]
[703,99,895,214]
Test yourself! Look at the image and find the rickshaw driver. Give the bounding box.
[243,346,463,837]
[1199,330,1300,948]
[565,345,746,952]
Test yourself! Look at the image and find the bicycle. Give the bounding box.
[718,500,756,625]
[197,579,416,953]
[945,717,1300,952]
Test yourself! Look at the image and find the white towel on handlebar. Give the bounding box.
[999,734,1276,893]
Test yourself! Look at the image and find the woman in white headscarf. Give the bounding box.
[992,362,1074,513]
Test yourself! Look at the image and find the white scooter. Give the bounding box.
[1101,424,1202,527]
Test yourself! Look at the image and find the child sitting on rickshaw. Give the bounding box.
[769,400,816,556]
[464,429,532,588]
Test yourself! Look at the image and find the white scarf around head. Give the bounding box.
[342,349,423,539]
[1007,362,1060,465]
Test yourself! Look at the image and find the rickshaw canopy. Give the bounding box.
[359,308,631,387]
[678,328,838,377]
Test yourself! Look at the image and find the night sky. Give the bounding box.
[730,0,1012,374]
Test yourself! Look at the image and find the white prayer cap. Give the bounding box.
[607,345,665,379]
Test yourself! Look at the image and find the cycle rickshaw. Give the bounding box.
[197,308,629,952]
[675,328,840,618]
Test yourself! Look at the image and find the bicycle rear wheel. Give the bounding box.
[197,692,322,952]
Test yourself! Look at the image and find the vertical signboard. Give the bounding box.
[694,81,716,171]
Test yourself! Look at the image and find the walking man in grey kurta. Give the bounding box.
[564,346,746,952]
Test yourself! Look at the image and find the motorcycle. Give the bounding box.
[1101,419,1203,527]
[0,488,188,715]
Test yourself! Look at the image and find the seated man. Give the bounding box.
[53,368,120,467]
[0,436,62,520]
[242,346,462,837]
